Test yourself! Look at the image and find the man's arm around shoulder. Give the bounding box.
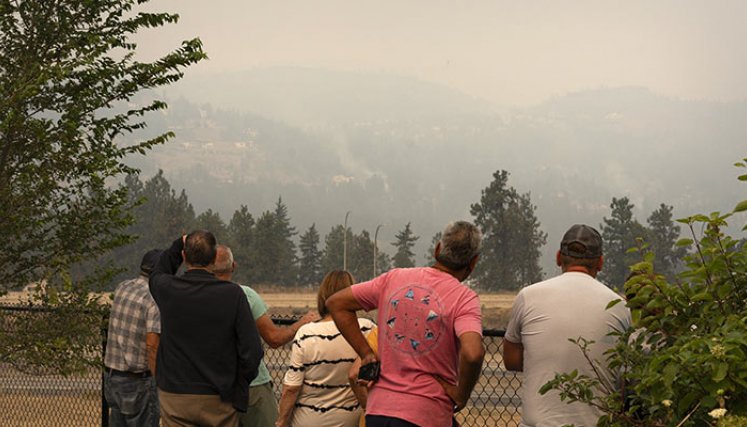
[236,293,263,384]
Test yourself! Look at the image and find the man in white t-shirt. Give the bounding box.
[503,224,631,427]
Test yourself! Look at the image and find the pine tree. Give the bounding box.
[248,198,298,286]
[350,230,374,281]
[321,225,353,274]
[424,232,442,265]
[470,170,547,290]
[273,198,298,286]
[92,171,195,288]
[250,211,277,285]
[227,205,255,284]
[391,222,419,268]
[298,224,323,286]
[599,197,647,288]
[646,203,686,281]
[195,209,228,242]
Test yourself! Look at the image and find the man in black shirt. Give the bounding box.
[149,230,263,427]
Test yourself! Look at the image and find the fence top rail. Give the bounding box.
[0,304,507,337]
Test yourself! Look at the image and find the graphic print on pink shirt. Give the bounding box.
[383,284,445,355]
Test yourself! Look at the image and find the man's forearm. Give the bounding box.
[457,350,484,404]
[146,332,159,375]
[327,288,374,361]
[456,332,485,405]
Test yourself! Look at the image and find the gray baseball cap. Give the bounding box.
[559,224,602,258]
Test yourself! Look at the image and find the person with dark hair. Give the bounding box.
[503,224,632,426]
[326,221,485,427]
[149,231,263,427]
[211,245,319,427]
[104,249,162,427]
[275,271,375,427]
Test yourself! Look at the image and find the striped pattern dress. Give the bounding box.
[283,318,375,427]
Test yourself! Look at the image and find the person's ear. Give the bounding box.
[232,261,237,272]
[597,256,604,271]
[556,250,562,267]
[433,242,442,260]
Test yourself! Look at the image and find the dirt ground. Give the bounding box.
[0,289,516,329]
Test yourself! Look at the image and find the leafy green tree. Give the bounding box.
[298,224,323,286]
[391,222,419,268]
[645,203,687,281]
[0,0,205,296]
[541,161,747,425]
[599,197,648,288]
[227,205,255,284]
[470,170,547,290]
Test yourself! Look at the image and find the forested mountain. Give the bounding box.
[123,70,747,275]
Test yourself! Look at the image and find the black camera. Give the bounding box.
[358,361,380,381]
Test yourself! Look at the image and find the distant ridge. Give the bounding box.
[167,67,496,126]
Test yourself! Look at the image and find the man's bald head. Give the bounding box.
[212,245,235,279]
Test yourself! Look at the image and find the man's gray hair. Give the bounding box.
[436,221,482,269]
[212,244,234,274]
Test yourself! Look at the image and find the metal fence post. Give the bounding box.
[101,312,109,427]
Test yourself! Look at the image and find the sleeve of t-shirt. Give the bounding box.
[351,270,391,311]
[242,286,268,321]
[454,291,483,337]
[504,291,526,344]
[283,328,306,387]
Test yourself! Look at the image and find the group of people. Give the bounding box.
[104,220,631,427]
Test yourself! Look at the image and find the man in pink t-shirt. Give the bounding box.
[327,221,485,427]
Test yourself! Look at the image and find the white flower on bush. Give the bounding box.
[661,400,672,407]
[708,408,727,419]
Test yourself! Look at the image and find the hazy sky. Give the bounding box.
[138,0,747,106]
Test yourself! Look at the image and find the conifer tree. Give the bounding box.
[645,203,686,281]
[470,170,546,290]
[599,197,647,288]
[391,222,419,268]
[298,224,323,286]
[228,205,255,284]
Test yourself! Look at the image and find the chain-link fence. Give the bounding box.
[0,305,521,427]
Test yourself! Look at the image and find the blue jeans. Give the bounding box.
[104,371,160,427]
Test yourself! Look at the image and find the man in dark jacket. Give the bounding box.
[149,230,263,427]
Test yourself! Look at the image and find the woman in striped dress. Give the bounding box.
[275,271,375,427]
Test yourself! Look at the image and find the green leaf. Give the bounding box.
[738,174,747,181]
[675,238,694,247]
[734,200,747,213]
[606,299,623,309]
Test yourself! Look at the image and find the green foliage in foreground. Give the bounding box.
[0,0,205,296]
[541,159,747,426]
